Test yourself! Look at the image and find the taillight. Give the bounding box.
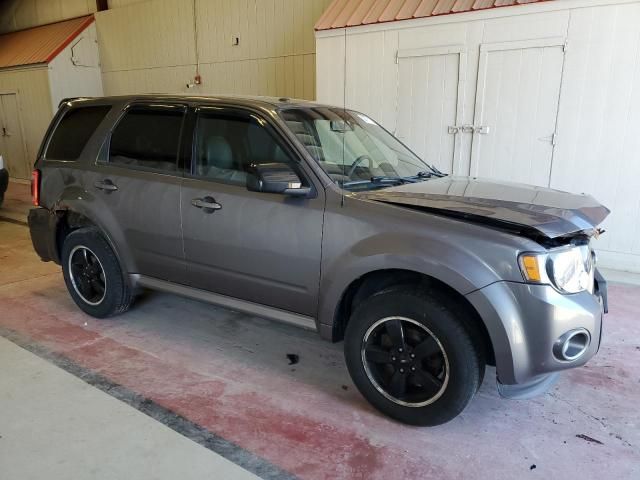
[31,169,40,206]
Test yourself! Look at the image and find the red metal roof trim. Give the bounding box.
[0,15,94,69]
[315,0,554,30]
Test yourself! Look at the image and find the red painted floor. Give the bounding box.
[1,213,639,479]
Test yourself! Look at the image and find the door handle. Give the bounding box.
[94,179,118,191]
[191,196,221,212]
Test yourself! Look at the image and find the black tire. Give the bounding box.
[61,227,133,318]
[344,288,484,426]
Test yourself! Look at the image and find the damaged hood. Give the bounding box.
[356,176,610,239]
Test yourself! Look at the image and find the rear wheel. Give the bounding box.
[344,288,484,426]
[61,227,133,318]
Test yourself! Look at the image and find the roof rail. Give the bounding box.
[58,97,93,108]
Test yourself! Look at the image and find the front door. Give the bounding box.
[470,38,566,187]
[89,103,186,282]
[0,93,28,179]
[180,107,324,316]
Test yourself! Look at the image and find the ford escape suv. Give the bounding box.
[29,95,609,426]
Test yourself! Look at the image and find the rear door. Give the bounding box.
[179,106,324,316]
[89,103,186,281]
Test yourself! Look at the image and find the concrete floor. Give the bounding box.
[0,335,258,480]
[1,182,639,479]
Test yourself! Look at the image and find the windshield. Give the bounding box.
[279,107,441,191]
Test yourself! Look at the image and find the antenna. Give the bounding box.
[341,25,347,208]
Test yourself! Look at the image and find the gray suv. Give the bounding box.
[29,95,609,426]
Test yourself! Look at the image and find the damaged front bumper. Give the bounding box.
[467,271,606,397]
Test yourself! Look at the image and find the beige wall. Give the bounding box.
[0,67,53,168]
[0,0,96,33]
[97,0,331,99]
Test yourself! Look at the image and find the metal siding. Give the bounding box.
[315,0,554,29]
[396,0,422,19]
[97,0,330,100]
[0,0,96,34]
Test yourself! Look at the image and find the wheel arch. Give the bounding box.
[53,202,135,275]
[325,268,496,366]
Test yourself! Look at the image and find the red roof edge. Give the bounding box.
[44,15,95,64]
[315,0,554,31]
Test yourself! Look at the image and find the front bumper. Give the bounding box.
[466,273,605,386]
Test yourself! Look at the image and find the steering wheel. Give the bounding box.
[347,155,372,178]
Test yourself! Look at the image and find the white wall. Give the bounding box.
[48,22,104,112]
[316,0,640,272]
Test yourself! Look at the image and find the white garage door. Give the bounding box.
[396,46,465,174]
[470,38,566,187]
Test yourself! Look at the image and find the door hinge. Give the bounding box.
[552,132,558,146]
[395,51,399,64]
[563,41,568,53]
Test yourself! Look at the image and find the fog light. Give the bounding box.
[554,329,590,361]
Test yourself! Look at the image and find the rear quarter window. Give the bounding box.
[46,105,111,161]
[108,106,184,173]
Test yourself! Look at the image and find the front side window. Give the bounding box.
[279,107,440,191]
[193,110,300,186]
[46,105,111,160]
[109,106,184,172]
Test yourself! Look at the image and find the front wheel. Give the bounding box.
[344,288,484,426]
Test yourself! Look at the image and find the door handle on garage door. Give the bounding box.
[191,196,222,212]
[94,179,118,191]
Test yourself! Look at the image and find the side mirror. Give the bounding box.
[246,162,311,197]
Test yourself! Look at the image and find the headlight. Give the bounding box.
[519,245,595,294]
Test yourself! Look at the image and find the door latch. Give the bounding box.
[448,125,490,134]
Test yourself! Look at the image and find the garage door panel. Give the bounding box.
[396,48,463,174]
[0,93,28,180]
[471,40,565,188]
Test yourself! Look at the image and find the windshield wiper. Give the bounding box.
[412,170,447,179]
[341,170,447,189]
[341,176,409,188]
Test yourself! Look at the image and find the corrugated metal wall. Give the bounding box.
[0,0,96,34]
[315,0,640,272]
[97,0,331,99]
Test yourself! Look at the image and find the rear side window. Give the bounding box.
[46,106,111,160]
[109,106,184,172]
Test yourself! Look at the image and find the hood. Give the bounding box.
[356,176,610,240]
